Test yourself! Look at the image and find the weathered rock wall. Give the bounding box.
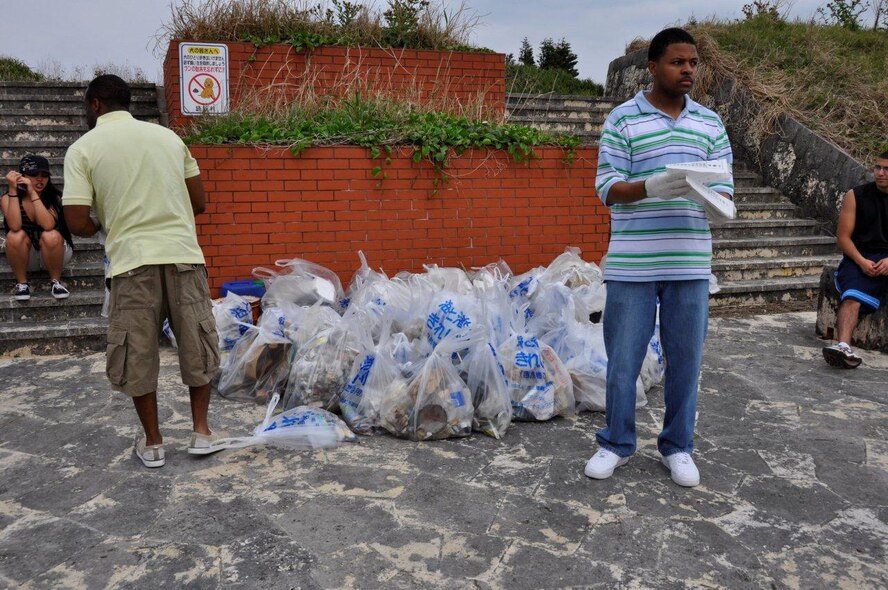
[605,48,870,228]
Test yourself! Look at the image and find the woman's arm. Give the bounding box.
[2,171,23,231]
[19,179,58,231]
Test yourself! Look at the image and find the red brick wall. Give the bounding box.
[164,41,506,132]
[189,145,608,292]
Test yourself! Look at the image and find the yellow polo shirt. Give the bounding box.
[63,111,205,277]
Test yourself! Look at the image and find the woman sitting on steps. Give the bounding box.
[2,154,74,300]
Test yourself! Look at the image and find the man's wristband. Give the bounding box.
[8,193,18,198]
[31,198,40,203]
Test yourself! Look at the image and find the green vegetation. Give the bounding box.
[506,36,603,96]
[0,56,44,81]
[160,0,486,52]
[687,13,888,162]
[506,64,603,96]
[184,94,579,182]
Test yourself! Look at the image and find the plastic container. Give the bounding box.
[220,280,266,298]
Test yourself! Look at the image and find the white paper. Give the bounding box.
[665,159,732,185]
[686,177,736,221]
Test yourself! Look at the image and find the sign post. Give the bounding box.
[179,42,229,116]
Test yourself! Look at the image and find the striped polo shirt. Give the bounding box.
[596,91,733,282]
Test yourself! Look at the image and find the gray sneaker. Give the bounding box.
[822,342,862,369]
[134,436,165,468]
[188,431,228,455]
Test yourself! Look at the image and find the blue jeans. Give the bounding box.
[595,280,709,458]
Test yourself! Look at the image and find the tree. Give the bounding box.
[872,0,888,28]
[538,37,578,77]
[553,38,579,77]
[816,0,869,30]
[518,37,534,67]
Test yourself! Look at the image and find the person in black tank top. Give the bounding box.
[823,150,888,369]
[2,154,75,301]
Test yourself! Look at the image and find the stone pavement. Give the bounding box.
[0,312,886,589]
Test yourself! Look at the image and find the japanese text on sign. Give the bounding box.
[179,43,229,116]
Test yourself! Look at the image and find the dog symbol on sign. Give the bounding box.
[200,78,215,99]
[189,74,221,106]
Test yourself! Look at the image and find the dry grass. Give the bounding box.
[210,45,504,130]
[156,0,483,52]
[623,18,888,163]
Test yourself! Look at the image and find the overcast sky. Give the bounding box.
[1,0,831,84]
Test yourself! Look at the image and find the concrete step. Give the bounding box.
[732,171,763,188]
[712,235,837,259]
[710,275,820,308]
[735,202,799,220]
[711,254,841,282]
[710,218,823,239]
[0,111,87,128]
[504,115,603,135]
[0,140,71,159]
[0,94,158,112]
[0,81,158,97]
[506,105,612,120]
[3,128,86,143]
[506,93,621,110]
[0,316,107,356]
[731,186,787,204]
[0,259,106,292]
[0,289,104,322]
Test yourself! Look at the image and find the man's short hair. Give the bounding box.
[879,150,888,159]
[85,75,131,110]
[648,28,697,63]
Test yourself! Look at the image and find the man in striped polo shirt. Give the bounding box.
[585,28,734,487]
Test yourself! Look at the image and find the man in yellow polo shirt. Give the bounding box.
[63,75,223,468]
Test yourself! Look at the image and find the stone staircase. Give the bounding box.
[0,81,163,355]
[506,93,621,145]
[505,93,841,311]
[710,168,840,309]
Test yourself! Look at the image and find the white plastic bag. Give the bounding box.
[463,340,512,439]
[497,333,574,421]
[213,393,355,451]
[213,292,253,351]
[283,314,365,411]
[254,257,344,308]
[379,333,474,441]
[217,323,292,403]
[340,325,406,435]
[423,292,482,349]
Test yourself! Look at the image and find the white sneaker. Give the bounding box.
[584,448,629,479]
[661,452,700,487]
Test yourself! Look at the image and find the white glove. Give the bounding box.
[644,172,691,200]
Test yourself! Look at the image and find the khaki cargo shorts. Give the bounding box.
[106,263,220,397]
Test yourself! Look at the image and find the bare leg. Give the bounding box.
[5,230,31,284]
[39,230,65,281]
[835,299,861,344]
[132,392,163,446]
[189,383,212,435]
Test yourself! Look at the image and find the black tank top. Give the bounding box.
[851,182,888,252]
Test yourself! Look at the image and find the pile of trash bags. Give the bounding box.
[211,248,665,444]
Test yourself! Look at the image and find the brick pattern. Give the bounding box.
[164,41,506,131]
[190,145,608,292]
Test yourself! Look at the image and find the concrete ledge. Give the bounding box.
[815,265,888,352]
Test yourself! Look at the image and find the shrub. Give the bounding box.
[0,56,43,81]
[506,64,603,96]
[158,0,485,52]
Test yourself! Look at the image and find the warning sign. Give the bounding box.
[180,43,229,116]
